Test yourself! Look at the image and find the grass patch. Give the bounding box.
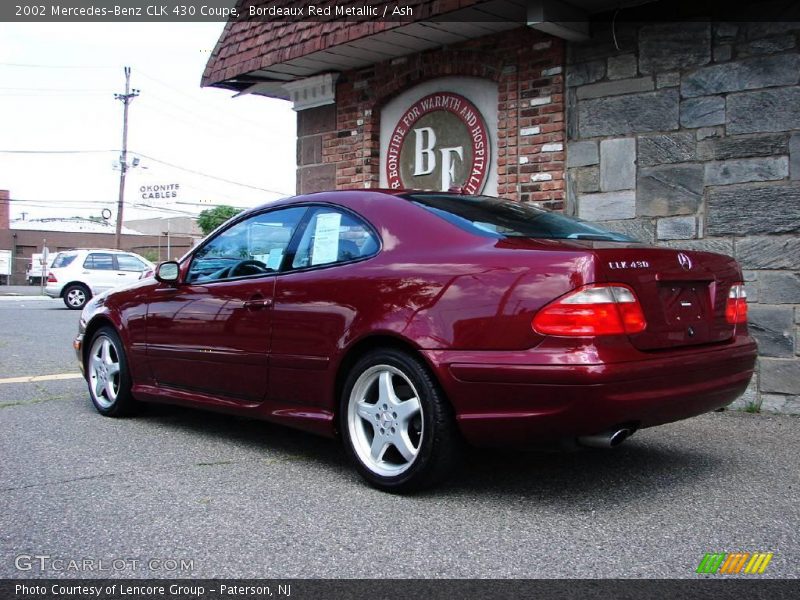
[744,401,761,414]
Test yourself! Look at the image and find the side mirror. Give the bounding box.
[155,261,180,284]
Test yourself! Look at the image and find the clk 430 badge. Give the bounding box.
[608,260,650,269]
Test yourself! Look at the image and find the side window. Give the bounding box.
[116,254,147,271]
[83,253,114,270]
[188,206,306,283]
[292,208,379,269]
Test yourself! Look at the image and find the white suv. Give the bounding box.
[45,249,154,309]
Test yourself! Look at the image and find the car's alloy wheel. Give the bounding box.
[348,364,424,477]
[64,284,90,310]
[86,327,138,417]
[341,349,459,492]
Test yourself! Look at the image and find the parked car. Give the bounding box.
[74,191,757,492]
[26,252,55,285]
[46,248,154,309]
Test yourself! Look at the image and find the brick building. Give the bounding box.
[0,190,9,231]
[0,189,194,284]
[203,1,800,412]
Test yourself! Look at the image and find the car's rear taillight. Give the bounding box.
[725,283,747,324]
[532,284,647,336]
[47,272,57,283]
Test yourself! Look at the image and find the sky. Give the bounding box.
[0,22,297,223]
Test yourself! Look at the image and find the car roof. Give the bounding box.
[240,189,446,216]
[57,248,142,254]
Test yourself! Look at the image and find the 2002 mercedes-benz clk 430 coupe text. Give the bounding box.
[75,191,757,492]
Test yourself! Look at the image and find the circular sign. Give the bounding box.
[101,208,112,220]
[386,92,490,194]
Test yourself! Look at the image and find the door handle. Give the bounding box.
[242,297,272,310]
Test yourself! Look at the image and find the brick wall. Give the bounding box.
[0,190,9,230]
[297,27,566,209]
[297,104,337,194]
[566,21,800,414]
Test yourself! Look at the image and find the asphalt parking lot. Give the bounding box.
[0,295,798,579]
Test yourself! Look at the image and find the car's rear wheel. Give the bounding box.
[63,284,91,310]
[86,327,138,417]
[341,348,460,493]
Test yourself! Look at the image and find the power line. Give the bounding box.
[0,149,117,154]
[4,198,117,204]
[135,69,283,132]
[135,97,268,141]
[137,97,294,140]
[133,203,197,216]
[135,98,288,147]
[0,62,293,134]
[0,87,111,92]
[175,201,248,209]
[131,152,291,196]
[0,62,116,69]
[0,92,110,97]
[0,148,293,196]
[5,198,253,216]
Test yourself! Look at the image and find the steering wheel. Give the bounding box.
[228,259,270,278]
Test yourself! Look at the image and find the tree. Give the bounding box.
[197,205,242,235]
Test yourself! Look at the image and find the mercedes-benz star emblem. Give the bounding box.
[677,252,692,271]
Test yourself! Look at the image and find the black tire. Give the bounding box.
[340,348,460,493]
[85,326,139,417]
[63,284,91,310]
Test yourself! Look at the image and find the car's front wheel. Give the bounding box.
[63,284,91,310]
[341,348,460,493]
[86,326,138,417]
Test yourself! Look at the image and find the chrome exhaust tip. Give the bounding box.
[577,428,633,449]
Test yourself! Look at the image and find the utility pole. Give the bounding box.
[114,66,139,249]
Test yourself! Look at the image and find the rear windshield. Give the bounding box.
[51,252,78,268]
[403,193,636,242]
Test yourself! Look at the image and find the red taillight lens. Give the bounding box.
[47,272,57,283]
[532,284,647,336]
[725,283,747,324]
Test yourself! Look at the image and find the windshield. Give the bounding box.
[403,193,637,242]
[51,252,78,268]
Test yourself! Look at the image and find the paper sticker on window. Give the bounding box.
[266,247,284,270]
[311,212,342,265]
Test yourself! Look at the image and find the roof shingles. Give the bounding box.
[202,0,490,88]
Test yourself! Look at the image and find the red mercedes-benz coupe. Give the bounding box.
[75,191,756,492]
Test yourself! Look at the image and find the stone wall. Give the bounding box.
[566,21,800,414]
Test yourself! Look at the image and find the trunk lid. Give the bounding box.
[591,245,741,350]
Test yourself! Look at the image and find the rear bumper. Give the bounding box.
[422,337,757,447]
